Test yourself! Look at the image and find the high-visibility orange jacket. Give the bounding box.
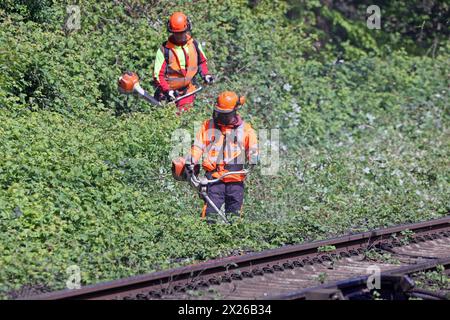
[189,116,259,183]
[153,34,208,92]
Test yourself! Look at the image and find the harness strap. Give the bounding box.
[192,39,203,69]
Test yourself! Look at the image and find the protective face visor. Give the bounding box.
[213,110,237,125]
[172,31,188,44]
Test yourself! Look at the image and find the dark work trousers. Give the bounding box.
[202,180,245,223]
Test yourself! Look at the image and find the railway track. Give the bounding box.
[30,216,450,300]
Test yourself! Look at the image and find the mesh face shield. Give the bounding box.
[213,110,236,125]
[172,32,188,45]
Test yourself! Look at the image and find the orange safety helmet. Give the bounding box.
[215,91,246,113]
[167,12,191,33]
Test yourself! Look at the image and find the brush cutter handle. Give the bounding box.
[207,170,249,184]
[172,86,203,103]
[190,170,249,186]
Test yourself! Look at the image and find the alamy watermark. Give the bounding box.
[66,264,81,289]
[367,5,381,30]
[65,5,81,32]
[366,265,381,290]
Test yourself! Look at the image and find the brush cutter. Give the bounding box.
[117,71,203,106]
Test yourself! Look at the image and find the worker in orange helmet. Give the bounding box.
[186,91,259,223]
[153,12,214,115]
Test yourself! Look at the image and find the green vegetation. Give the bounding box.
[391,229,416,245]
[413,265,449,298]
[318,245,336,253]
[0,0,448,298]
[364,249,401,265]
[316,272,329,284]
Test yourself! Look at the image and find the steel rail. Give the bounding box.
[27,216,450,300]
[269,257,450,300]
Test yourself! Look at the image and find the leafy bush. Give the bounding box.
[286,0,450,58]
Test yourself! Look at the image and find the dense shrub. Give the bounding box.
[286,0,450,58]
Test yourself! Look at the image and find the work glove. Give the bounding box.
[204,74,214,84]
[166,90,178,101]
